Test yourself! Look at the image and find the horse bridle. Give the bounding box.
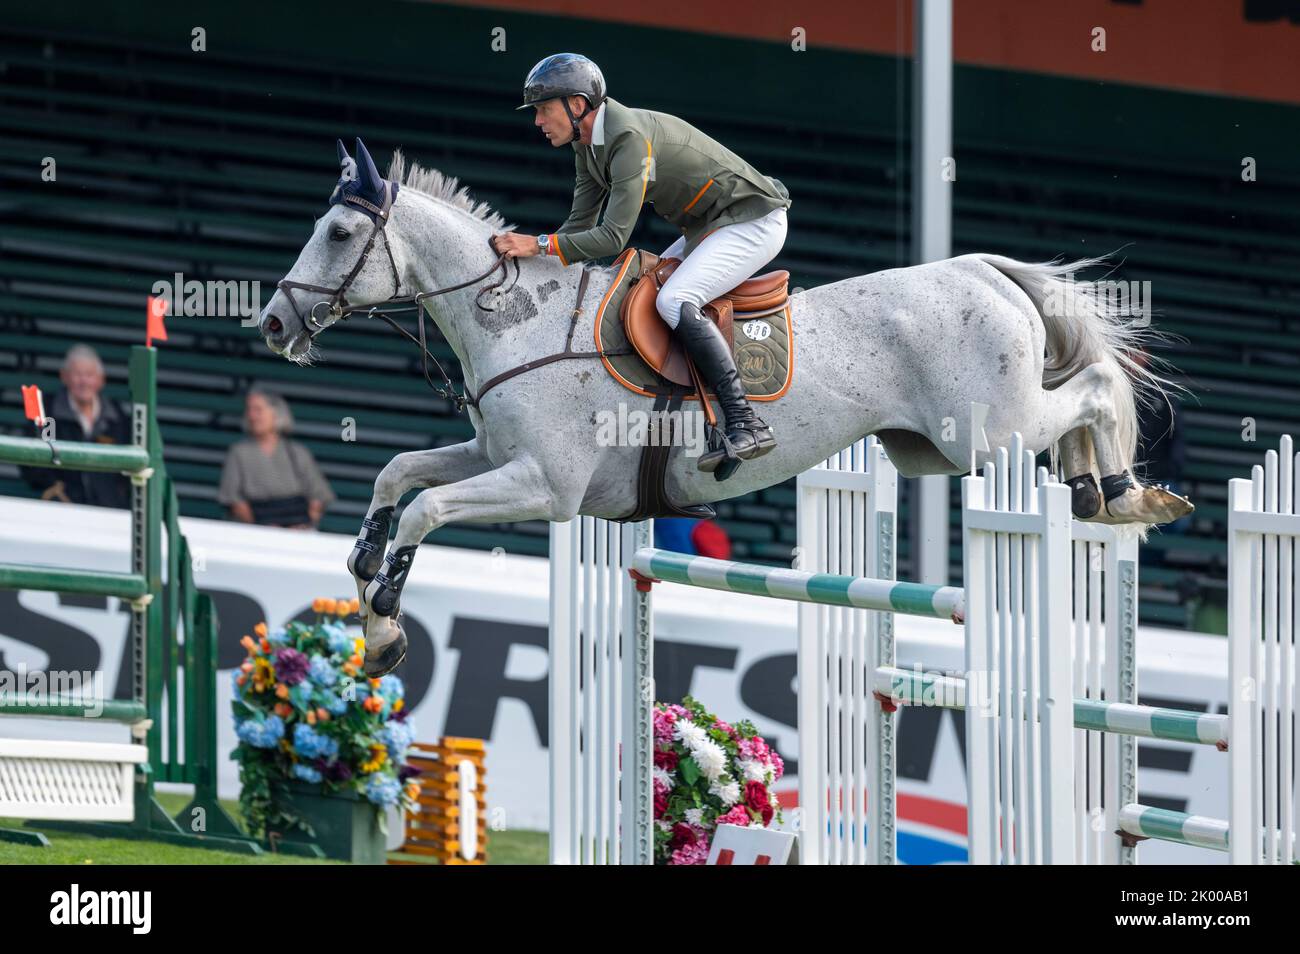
[275,184,625,413]
[275,191,410,336]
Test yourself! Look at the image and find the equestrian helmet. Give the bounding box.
[517,53,606,111]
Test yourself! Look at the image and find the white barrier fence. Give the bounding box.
[548,436,1299,865]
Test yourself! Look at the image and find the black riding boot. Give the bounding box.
[674,301,776,476]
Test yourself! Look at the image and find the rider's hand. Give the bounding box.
[492,232,541,259]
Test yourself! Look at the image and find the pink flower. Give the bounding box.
[769,750,785,781]
[654,790,669,818]
[736,736,766,760]
[718,805,751,827]
[670,839,711,865]
[653,708,678,744]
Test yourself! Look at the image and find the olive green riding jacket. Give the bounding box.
[549,97,791,264]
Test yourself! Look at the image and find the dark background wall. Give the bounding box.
[3,0,1298,630]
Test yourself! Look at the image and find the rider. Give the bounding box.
[492,53,792,474]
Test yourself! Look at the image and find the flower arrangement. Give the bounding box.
[653,695,784,865]
[232,598,421,842]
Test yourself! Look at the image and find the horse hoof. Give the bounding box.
[1082,485,1195,525]
[364,628,407,678]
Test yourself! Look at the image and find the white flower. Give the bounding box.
[710,778,741,806]
[690,737,727,781]
[684,808,706,826]
[653,765,674,789]
[737,758,768,783]
[675,718,707,749]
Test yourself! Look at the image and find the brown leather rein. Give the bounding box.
[312,231,621,412]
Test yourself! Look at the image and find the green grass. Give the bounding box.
[1,792,549,864]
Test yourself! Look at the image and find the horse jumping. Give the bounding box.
[257,139,1193,675]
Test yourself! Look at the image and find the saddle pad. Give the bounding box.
[594,248,793,401]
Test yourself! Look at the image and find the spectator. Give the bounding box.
[218,388,334,529]
[21,345,131,508]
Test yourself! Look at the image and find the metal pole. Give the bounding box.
[912,0,953,586]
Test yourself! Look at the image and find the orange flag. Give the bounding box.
[21,384,45,424]
[147,295,169,347]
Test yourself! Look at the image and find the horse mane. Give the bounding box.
[386,149,511,232]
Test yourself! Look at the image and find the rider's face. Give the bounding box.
[534,98,579,147]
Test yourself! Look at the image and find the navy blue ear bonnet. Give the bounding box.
[330,137,398,222]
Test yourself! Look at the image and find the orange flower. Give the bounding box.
[306,710,317,725]
[363,696,383,713]
[275,684,290,699]
[368,678,381,689]
[240,635,257,653]
[274,702,292,719]
[348,598,361,615]
[342,663,358,677]
[240,660,254,673]
[254,622,268,637]
[349,654,363,668]
[322,598,338,615]
[316,707,330,722]
[337,598,351,616]
[259,638,271,654]
[312,597,326,613]
[392,699,404,713]
[236,673,247,686]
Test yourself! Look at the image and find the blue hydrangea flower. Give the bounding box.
[309,657,338,687]
[292,763,323,783]
[292,723,339,759]
[378,673,405,701]
[325,693,349,716]
[235,714,284,749]
[266,627,291,647]
[365,773,402,807]
[325,625,355,656]
[380,719,415,763]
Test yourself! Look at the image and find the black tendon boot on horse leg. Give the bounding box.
[361,544,416,677]
[674,302,777,478]
[347,505,395,582]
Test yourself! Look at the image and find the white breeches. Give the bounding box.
[655,207,788,329]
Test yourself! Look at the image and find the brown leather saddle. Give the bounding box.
[621,255,791,389]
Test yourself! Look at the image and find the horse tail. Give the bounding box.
[976,253,1180,476]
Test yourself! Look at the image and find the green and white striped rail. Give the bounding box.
[1119,804,1230,853]
[630,548,965,622]
[874,667,1230,746]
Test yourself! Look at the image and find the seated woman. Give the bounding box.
[218,388,334,529]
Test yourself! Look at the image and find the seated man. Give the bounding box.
[21,344,131,508]
[492,52,791,475]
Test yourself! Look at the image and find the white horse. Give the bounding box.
[259,140,1191,676]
